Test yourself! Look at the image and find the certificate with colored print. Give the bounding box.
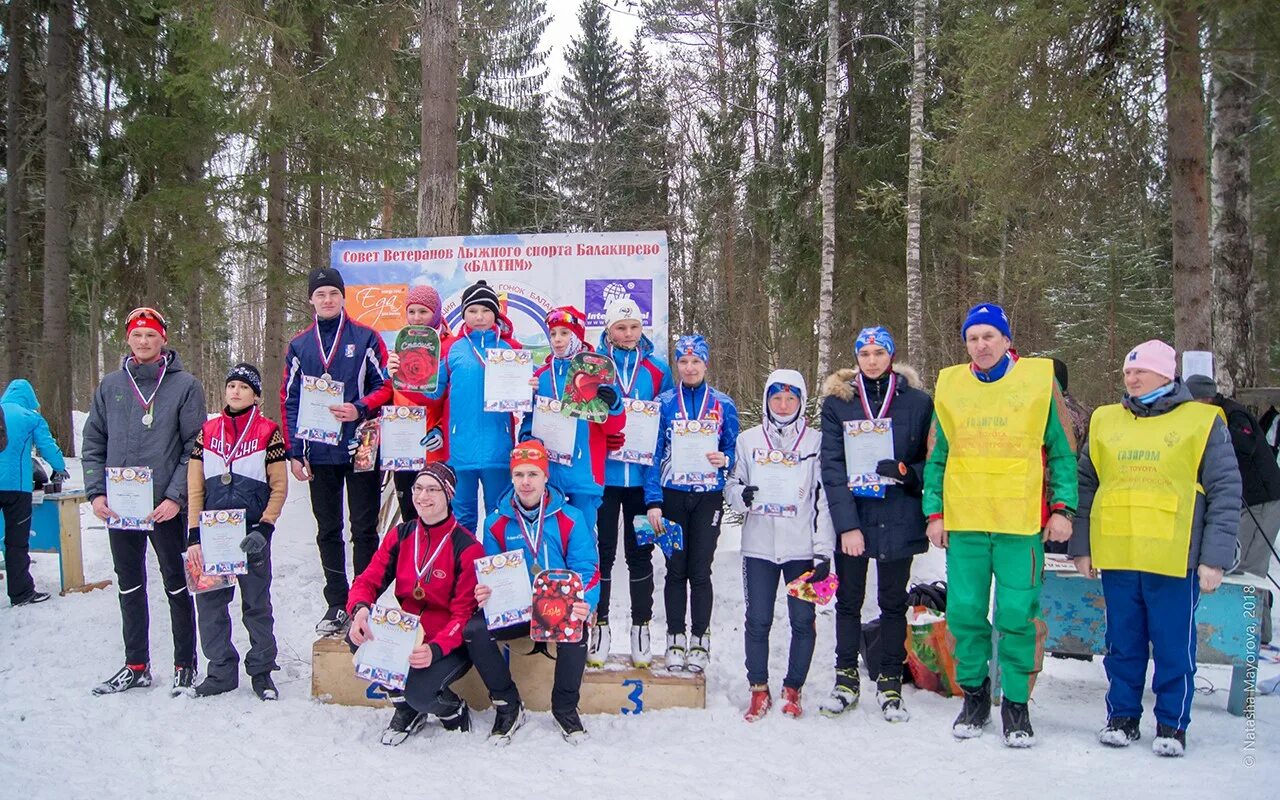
[297,376,344,445]
[379,406,428,471]
[474,550,534,630]
[482,349,534,413]
[670,419,721,486]
[532,396,577,466]
[610,399,661,465]
[199,509,248,575]
[353,605,424,692]
[106,467,154,530]
[750,449,803,517]
[843,419,894,497]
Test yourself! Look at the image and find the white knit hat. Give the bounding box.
[604,297,644,330]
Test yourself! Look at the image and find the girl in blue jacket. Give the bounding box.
[644,334,739,673]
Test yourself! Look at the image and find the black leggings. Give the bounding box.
[833,553,912,679]
[661,488,724,637]
[596,486,655,625]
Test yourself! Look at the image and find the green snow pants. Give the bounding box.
[945,531,1045,704]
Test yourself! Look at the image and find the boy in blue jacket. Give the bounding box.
[465,442,600,746]
[0,379,69,606]
[644,334,740,673]
[280,266,388,635]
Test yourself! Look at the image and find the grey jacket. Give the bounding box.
[83,350,207,507]
[1070,381,1242,571]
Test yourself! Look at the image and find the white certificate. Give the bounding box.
[670,419,721,486]
[750,449,804,517]
[297,375,344,445]
[532,396,577,466]
[483,349,534,413]
[843,419,894,488]
[610,399,661,465]
[379,406,428,471]
[474,549,534,630]
[106,467,154,530]
[200,509,248,575]
[353,605,424,691]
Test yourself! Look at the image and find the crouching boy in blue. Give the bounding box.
[1070,340,1241,757]
[465,442,601,746]
[186,364,288,700]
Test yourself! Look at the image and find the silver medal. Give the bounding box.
[321,373,332,382]
[221,473,233,485]
[141,413,154,427]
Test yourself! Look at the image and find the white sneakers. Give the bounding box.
[665,633,687,671]
[686,633,711,673]
[587,623,611,668]
[631,623,652,668]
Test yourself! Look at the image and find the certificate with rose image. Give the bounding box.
[609,398,660,465]
[482,349,534,412]
[106,467,154,530]
[750,448,803,517]
[379,406,427,471]
[200,509,248,575]
[297,375,344,444]
[392,325,440,393]
[474,550,534,630]
[670,419,721,486]
[532,396,577,466]
[353,604,424,691]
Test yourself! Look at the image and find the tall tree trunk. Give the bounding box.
[1210,11,1254,394]
[41,0,73,448]
[307,10,325,270]
[1165,3,1212,352]
[765,21,786,369]
[5,0,28,382]
[262,31,290,410]
[418,0,458,236]
[816,0,839,381]
[905,0,926,379]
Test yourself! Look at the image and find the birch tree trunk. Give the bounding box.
[816,0,839,381]
[905,0,926,379]
[1165,2,1213,352]
[1210,12,1254,394]
[42,0,74,448]
[418,0,459,236]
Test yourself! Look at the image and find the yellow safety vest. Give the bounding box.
[934,357,1055,534]
[1088,400,1222,577]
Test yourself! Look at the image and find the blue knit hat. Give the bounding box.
[855,326,896,357]
[961,302,1011,340]
[674,334,710,365]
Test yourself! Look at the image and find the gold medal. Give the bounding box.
[412,585,426,600]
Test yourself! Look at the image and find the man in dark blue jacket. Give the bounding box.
[280,266,389,634]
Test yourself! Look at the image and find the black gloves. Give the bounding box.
[596,384,619,407]
[875,459,919,491]
[741,485,759,506]
[806,556,832,584]
[240,521,274,564]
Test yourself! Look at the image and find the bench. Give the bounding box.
[1036,569,1263,716]
[0,490,109,595]
[312,634,706,715]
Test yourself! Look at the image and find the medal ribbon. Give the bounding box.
[611,345,641,398]
[464,327,492,367]
[125,356,168,417]
[763,416,806,452]
[513,498,547,569]
[313,311,346,376]
[218,406,259,476]
[856,371,898,421]
[413,521,455,586]
[676,382,712,421]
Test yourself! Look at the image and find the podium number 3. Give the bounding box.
[622,679,644,715]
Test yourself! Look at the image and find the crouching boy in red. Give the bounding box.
[347,463,485,746]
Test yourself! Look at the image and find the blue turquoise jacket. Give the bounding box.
[643,382,740,506]
[426,324,522,471]
[0,380,67,492]
[483,484,601,611]
[596,332,672,488]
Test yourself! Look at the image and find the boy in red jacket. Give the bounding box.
[346,463,484,746]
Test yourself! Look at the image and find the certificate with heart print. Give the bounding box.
[529,569,585,643]
[560,352,616,423]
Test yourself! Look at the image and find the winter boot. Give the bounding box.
[92,664,152,696]
[171,665,198,698]
[381,703,428,746]
[1098,717,1141,747]
[553,708,590,745]
[315,606,349,636]
[438,700,472,733]
[587,622,610,668]
[488,699,526,746]
[252,673,279,701]
[631,623,652,668]
[744,685,772,722]
[685,633,711,673]
[193,677,236,698]
[1152,724,1186,757]
[818,668,861,717]
[781,686,803,719]
[876,675,910,723]
[1001,700,1035,747]
[951,678,992,739]
[664,633,687,672]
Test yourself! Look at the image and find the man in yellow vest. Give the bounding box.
[1069,339,1240,758]
[923,302,1077,747]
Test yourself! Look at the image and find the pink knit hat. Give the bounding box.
[406,284,442,319]
[1123,339,1176,381]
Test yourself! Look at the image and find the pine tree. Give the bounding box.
[614,31,671,232]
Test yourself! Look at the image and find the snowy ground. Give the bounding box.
[2,463,1274,799]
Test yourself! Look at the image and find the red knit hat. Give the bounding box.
[126,307,168,341]
[510,441,550,476]
[545,306,586,344]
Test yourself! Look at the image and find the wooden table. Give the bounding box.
[0,489,111,595]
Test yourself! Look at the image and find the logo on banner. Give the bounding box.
[585,279,653,326]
